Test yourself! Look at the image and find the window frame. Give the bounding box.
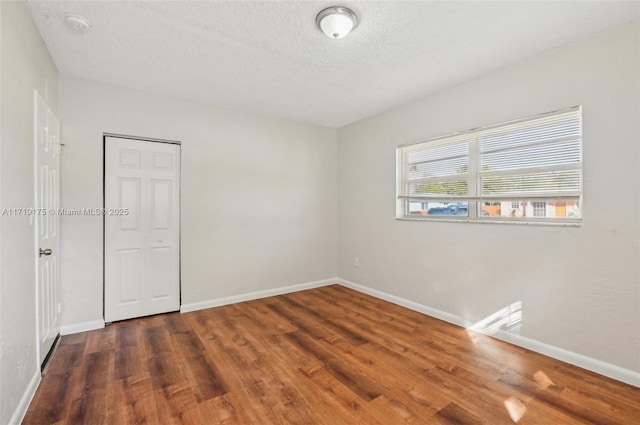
[396,106,582,225]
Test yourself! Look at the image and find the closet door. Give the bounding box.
[104,137,180,322]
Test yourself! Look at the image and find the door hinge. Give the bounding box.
[57,303,62,314]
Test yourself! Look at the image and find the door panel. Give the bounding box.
[39,165,48,238]
[105,137,180,322]
[118,178,142,230]
[34,91,61,366]
[49,168,57,238]
[151,179,171,230]
[145,142,180,312]
[117,248,142,304]
[149,247,172,299]
[119,149,142,168]
[151,152,173,170]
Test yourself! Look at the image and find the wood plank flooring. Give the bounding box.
[23,285,640,424]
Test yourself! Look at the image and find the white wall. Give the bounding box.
[58,76,338,328]
[0,1,59,423]
[337,23,639,374]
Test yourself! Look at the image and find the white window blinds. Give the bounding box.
[401,136,470,199]
[478,109,582,201]
[397,107,582,223]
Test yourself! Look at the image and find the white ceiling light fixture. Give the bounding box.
[316,6,358,39]
[65,13,91,32]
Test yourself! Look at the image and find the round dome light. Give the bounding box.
[316,6,358,39]
[65,14,91,32]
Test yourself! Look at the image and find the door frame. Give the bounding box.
[102,133,182,321]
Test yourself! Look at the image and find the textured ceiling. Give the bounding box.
[27,1,640,128]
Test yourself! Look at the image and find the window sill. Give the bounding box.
[396,217,582,227]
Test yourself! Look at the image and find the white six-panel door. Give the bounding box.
[105,137,180,322]
[34,91,61,366]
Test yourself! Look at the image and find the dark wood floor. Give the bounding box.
[24,285,640,424]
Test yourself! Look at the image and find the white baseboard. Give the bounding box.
[9,370,41,425]
[60,319,105,335]
[60,279,337,331]
[180,278,337,313]
[336,278,640,388]
[338,278,469,328]
[490,329,640,387]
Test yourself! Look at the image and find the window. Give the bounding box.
[396,107,582,223]
[532,201,546,217]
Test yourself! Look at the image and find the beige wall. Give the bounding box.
[58,75,338,328]
[0,1,59,423]
[337,23,640,373]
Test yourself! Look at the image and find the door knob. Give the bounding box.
[39,248,52,257]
